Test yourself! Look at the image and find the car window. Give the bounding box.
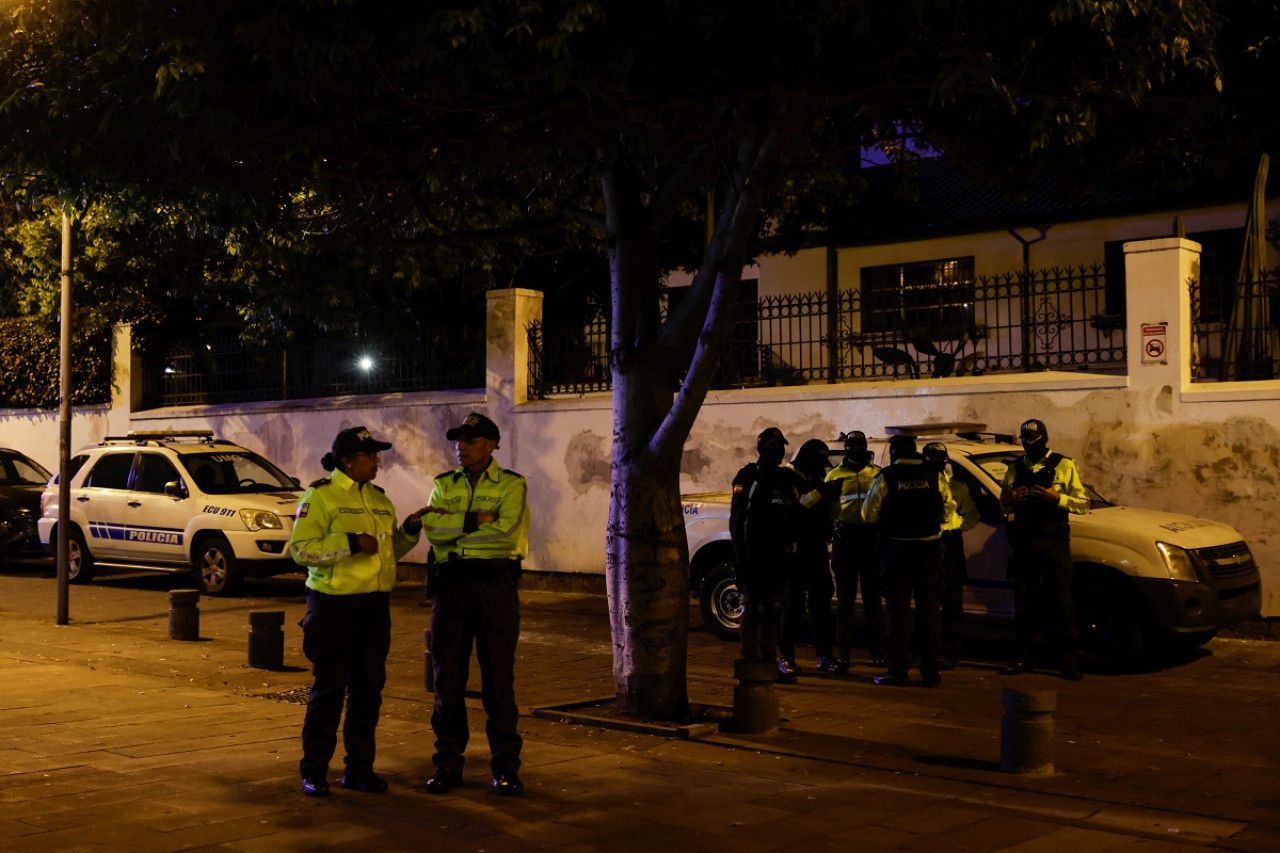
[0,452,52,485]
[134,453,180,494]
[49,454,89,486]
[947,461,1005,523]
[84,453,135,490]
[177,451,297,494]
[69,454,89,481]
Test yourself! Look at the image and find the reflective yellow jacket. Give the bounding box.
[943,476,981,534]
[289,469,419,594]
[825,461,881,525]
[423,458,529,562]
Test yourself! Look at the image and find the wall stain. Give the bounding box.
[565,431,610,496]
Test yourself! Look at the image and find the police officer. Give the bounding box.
[1000,419,1090,680]
[780,438,839,675]
[862,434,954,687]
[291,426,427,798]
[422,412,530,796]
[921,442,979,669]
[825,430,886,671]
[730,427,799,682]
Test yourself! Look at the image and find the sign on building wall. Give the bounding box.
[1141,323,1168,365]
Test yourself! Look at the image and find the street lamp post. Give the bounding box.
[56,210,71,625]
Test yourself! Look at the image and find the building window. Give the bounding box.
[861,257,975,336]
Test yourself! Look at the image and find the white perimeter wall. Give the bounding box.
[3,241,1278,616]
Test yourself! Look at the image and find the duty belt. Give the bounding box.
[835,520,875,531]
[437,555,521,576]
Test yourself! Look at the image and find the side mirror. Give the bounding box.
[291,476,302,489]
[164,480,188,499]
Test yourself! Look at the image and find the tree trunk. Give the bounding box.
[602,190,691,719]
[598,106,810,720]
[606,428,690,719]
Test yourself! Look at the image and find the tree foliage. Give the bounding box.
[0,313,111,407]
[2,0,1258,716]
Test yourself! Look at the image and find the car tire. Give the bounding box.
[699,562,744,641]
[1076,575,1145,669]
[66,527,97,584]
[195,536,243,596]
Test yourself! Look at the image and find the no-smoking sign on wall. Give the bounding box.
[1141,323,1168,365]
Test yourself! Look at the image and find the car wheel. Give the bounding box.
[1076,576,1145,669]
[195,536,243,596]
[699,562,744,641]
[66,527,97,584]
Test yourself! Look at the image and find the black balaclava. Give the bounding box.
[1020,418,1049,462]
[841,430,871,470]
[757,427,788,467]
[794,438,832,477]
[922,441,948,473]
[887,434,917,462]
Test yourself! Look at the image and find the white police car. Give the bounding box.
[38,431,302,595]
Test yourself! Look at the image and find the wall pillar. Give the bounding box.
[1123,238,1201,395]
[485,287,545,416]
[110,322,139,433]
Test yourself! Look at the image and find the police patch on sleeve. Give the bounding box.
[297,503,310,518]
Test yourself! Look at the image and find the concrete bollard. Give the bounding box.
[247,610,286,669]
[731,658,779,735]
[168,589,201,641]
[1000,687,1057,775]
[423,629,435,693]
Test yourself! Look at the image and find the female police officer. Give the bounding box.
[290,426,427,797]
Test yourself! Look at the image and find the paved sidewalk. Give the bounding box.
[1,565,1277,852]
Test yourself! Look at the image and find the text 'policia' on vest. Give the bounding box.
[878,463,944,540]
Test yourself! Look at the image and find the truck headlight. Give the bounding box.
[1156,542,1200,582]
[240,509,284,532]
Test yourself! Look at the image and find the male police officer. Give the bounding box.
[922,442,980,669]
[730,427,800,682]
[825,430,886,671]
[422,412,530,796]
[780,438,840,674]
[862,434,954,687]
[999,418,1090,681]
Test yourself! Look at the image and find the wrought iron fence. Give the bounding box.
[838,265,1124,381]
[529,265,1124,396]
[527,315,611,397]
[141,331,485,408]
[1190,268,1280,381]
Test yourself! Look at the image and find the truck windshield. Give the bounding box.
[969,451,1112,509]
[178,452,298,495]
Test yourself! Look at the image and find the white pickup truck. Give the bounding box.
[684,427,1262,667]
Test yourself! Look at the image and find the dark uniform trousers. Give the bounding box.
[881,538,944,678]
[430,560,523,776]
[940,531,968,660]
[831,523,885,661]
[780,538,836,662]
[738,543,791,663]
[1010,529,1078,659]
[300,590,392,777]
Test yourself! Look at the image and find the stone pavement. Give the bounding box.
[0,562,1277,852]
